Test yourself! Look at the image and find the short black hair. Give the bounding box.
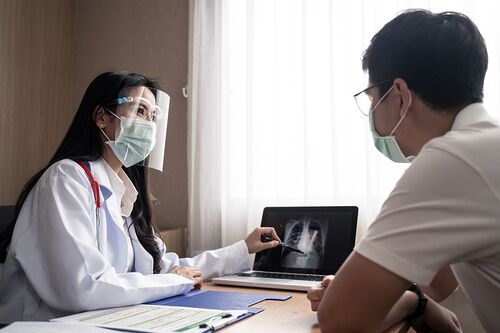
[362,9,488,111]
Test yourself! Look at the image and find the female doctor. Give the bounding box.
[0,72,280,322]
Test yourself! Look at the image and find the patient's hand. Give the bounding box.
[245,227,281,254]
[411,297,462,333]
[307,275,334,311]
[171,266,203,290]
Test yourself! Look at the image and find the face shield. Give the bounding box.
[107,86,170,172]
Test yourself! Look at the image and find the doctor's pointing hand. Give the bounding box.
[168,226,280,290]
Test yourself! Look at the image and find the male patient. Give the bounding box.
[307,9,500,333]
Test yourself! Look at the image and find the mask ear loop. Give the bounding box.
[99,106,121,141]
[100,127,112,142]
[371,86,394,114]
[389,90,412,136]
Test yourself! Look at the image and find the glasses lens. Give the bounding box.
[354,91,373,116]
[118,97,162,122]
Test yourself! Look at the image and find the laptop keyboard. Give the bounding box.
[237,271,324,282]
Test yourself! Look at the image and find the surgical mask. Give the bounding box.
[101,113,157,168]
[369,86,414,163]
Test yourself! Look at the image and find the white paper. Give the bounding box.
[52,305,247,333]
[0,321,111,333]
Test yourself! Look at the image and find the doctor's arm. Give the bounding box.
[17,163,193,313]
[171,227,280,280]
[316,252,460,333]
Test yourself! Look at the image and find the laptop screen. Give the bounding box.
[253,206,358,275]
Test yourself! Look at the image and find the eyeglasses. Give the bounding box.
[105,96,163,122]
[353,79,393,116]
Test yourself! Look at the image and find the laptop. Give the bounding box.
[213,206,358,291]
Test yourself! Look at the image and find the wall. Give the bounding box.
[0,0,189,231]
[0,0,74,205]
[73,0,188,230]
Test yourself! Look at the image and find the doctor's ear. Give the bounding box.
[94,106,111,129]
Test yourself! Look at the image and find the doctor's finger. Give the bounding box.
[193,277,203,290]
[261,227,281,242]
[260,240,280,251]
[182,266,197,272]
[171,267,199,279]
[179,267,201,277]
[188,268,203,278]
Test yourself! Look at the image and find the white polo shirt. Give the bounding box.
[355,103,500,333]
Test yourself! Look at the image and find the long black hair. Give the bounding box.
[0,71,163,273]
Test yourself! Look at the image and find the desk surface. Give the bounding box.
[204,283,319,332]
[204,283,410,333]
[0,284,409,332]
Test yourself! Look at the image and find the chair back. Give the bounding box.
[0,205,15,233]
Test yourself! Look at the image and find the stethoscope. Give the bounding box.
[77,161,102,251]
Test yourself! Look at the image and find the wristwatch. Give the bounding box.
[406,283,428,321]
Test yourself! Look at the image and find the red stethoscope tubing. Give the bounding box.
[77,161,102,250]
[77,161,101,208]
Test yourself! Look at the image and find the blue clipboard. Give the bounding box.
[148,290,291,331]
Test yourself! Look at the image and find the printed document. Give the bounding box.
[52,304,247,333]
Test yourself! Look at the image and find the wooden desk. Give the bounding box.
[204,283,319,332]
[204,283,410,333]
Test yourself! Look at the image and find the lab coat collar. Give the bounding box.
[87,159,135,274]
[87,159,113,202]
[89,159,138,217]
[451,103,495,131]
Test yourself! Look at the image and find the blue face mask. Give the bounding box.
[369,86,414,163]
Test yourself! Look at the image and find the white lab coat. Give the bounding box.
[0,159,249,322]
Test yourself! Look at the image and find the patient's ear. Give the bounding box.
[393,78,412,117]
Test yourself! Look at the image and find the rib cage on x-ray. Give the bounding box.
[281,218,328,269]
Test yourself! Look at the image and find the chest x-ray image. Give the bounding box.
[281,218,328,269]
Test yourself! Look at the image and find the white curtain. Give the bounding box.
[187,0,500,255]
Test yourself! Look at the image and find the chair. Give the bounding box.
[0,205,15,233]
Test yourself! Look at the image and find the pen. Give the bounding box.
[199,313,232,329]
[209,315,236,331]
[260,234,305,254]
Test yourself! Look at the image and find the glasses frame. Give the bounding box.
[353,79,394,116]
[104,96,163,122]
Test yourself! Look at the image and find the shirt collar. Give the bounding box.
[99,159,138,217]
[451,103,495,131]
